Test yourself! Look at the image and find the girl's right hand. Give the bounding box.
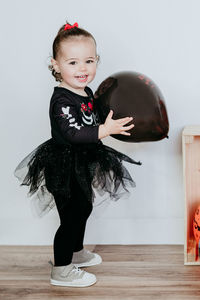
[98,110,134,139]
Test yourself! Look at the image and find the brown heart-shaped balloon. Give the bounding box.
[94,71,169,142]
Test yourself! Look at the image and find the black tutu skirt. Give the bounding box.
[14,138,141,217]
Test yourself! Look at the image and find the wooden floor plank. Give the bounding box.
[0,245,200,300]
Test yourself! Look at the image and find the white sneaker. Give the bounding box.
[72,248,102,268]
[50,262,97,287]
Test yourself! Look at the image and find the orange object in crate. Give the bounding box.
[193,206,200,261]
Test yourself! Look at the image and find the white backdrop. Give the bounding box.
[1,0,199,245]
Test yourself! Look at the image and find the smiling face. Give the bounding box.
[51,36,98,95]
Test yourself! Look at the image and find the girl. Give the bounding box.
[14,21,141,287]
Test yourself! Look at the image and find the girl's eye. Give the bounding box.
[69,61,77,65]
[86,60,94,64]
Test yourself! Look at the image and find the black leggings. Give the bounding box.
[52,175,93,266]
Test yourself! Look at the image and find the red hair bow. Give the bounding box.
[64,22,78,31]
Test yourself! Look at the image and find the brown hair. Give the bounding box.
[48,21,99,82]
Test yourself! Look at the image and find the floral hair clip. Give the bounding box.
[64,22,78,31]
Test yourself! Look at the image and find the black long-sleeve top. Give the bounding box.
[49,86,101,145]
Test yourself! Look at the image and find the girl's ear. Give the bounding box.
[96,55,100,67]
[51,58,60,73]
[96,54,100,65]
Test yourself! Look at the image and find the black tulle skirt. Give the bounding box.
[14,138,141,217]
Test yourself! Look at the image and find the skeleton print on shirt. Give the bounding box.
[81,110,93,125]
[61,106,82,130]
[60,98,97,130]
[80,98,99,126]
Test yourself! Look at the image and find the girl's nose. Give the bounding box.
[79,63,86,71]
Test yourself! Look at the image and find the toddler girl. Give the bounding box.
[14,21,141,287]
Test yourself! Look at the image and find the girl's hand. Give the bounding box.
[98,110,134,139]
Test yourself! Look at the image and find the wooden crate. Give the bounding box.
[183,125,200,265]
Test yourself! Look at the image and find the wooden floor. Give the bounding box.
[1,245,200,300]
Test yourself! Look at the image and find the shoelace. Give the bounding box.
[60,265,84,277]
[72,266,83,274]
[49,260,84,277]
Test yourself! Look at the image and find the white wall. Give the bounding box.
[1,0,199,245]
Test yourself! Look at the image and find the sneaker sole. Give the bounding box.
[50,277,97,287]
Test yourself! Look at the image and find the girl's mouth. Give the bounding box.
[75,75,88,82]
